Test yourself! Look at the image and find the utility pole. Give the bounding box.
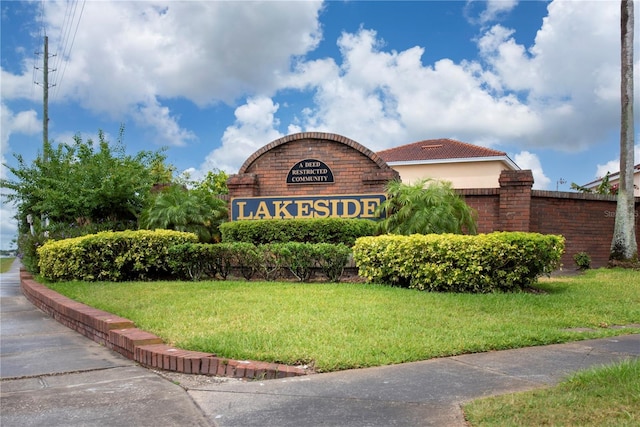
[43,35,50,150]
[36,35,56,157]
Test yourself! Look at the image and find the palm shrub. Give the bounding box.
[139,184,227,243]
[376,178,477,235]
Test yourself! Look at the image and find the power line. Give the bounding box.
[30,0,47,101]
[31,0,86,148]
[51,0,86,102]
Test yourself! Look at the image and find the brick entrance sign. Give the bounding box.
[227,132,639,268]
[227,132,399,220]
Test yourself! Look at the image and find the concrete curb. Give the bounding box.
[19,268,310,380]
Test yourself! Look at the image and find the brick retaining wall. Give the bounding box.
[19,269,310,380]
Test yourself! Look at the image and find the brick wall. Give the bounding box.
[459,188,500,234]
[228,132,399,198]
[463,171,640,269]
[530,191,640,268]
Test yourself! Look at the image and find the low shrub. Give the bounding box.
[314,243,352,282]
[220,218,377,246]
[225,242,262,280]
[573,252,591,270]
[268,242,316,282]
[167,241,353,282]
[18,219,136,274]
[38,229,198,281]
[353,232,564,293]
[168,243,218,281]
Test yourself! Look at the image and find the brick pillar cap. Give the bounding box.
[499,169,534,186]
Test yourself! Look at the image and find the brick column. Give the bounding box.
[498,170,533,232]
[227,173,259,198]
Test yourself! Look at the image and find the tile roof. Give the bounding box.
[377,138,508,163]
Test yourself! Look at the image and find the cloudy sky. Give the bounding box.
[1,0,639,249]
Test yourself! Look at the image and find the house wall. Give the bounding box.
[389,160,509,189]
[593,173,640,197]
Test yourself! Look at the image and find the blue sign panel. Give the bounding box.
[231,194,386,221]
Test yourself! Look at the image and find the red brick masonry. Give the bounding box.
[19,269,310,380]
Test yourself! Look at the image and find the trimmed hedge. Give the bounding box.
[353,232,565,293]
[38,230,198,282]
[220,218,377,246]
[166,242,352,282]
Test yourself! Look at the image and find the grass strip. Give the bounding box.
[0,257,15,273]
[463,357,640,426]
[46,268,640,372]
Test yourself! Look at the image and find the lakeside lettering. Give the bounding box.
[231,195,385,220]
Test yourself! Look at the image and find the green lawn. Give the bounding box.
[46,268,640,372]
[0,257,15,273]
[463,357,640,426]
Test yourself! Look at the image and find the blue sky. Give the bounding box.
[1,0,639,249]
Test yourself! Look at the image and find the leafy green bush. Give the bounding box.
[17,232,48,274]
[353,232,564,293]
[267,242,317,282]
[17,219,136,274]
[314,243,352,282]
[166,241,352,282]
[220,218,377,246]
[573,252,591,270]
[38,229,198,281]
[225,242,262,280]
[168,243,218,281]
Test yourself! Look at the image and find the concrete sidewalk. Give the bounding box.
[2,259,639,427]
[0,260,211,427]
[182,334,640,426]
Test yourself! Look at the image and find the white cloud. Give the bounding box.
[596,144,640,178]
[41,1,322,107]
[3,0,323,148]
[0,68,40,102]
[1,103,39,179]
[282,28,540,153]
[199,97,284,174]
[465,0,519,26]
[0,103,39,249]
[477,1,631,151]
[514,151,551,190]
[133,99,196,147]
[0,205,18,250]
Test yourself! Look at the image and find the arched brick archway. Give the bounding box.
[227,132,399,220]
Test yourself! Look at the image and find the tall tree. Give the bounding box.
[610,0,638,262]
[1,128,166,233]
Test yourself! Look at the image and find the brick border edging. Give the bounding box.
[19,269,310,380]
